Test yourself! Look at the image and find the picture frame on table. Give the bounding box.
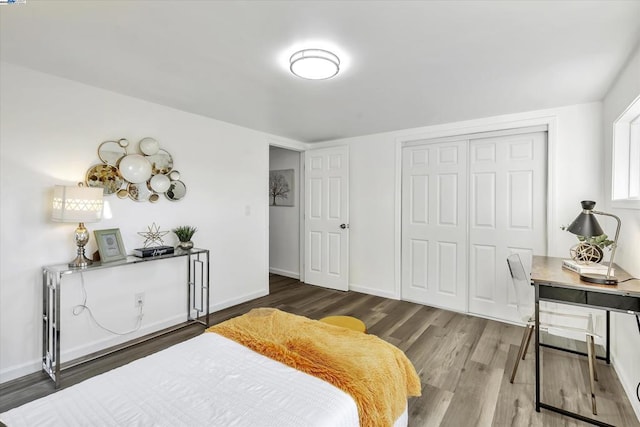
[94,228,127,262]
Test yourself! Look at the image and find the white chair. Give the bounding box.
[507,253,600,415]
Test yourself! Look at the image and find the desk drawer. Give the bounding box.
[539,285,640,313]
[587,292,640,312]
[539,286,586,304]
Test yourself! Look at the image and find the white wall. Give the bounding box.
[0,62,302,382]
[269,146,301,278]
[603,43,640,418]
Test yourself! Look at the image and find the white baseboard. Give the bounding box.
[268,267,300,280]
[0,359,41,384]
[612,354,640,421]
[210,289,269,312]
[349,283,399,300]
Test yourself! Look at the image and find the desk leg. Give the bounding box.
[535,282,540,412]
[606,310,610,364]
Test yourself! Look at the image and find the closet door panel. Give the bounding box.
[468,132,546,322]
[402,141,467,311]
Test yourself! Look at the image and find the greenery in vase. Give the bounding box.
[172,225,197,242]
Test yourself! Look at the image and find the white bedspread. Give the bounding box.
[1,333,407,427]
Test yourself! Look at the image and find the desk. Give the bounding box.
[42,248,210,387]
[531,256,640,427]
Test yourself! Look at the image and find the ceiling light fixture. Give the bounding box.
[290,49,340,80]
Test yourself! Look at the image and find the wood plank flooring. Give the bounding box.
[1,274,638,426]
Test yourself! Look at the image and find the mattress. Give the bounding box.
[1,333,408,427]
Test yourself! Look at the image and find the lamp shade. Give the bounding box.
[52,185,104,223]
[566,200,604,237]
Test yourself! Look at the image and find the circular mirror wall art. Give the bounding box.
[86,164,124,195]
[87,137,185,202]
[119,154,152,184]
[165,180,187,201]
[147,149,173,175]
[150,173,171,193]
[139,137,160,156]
[98,141,127,166]
[128,182,155,202]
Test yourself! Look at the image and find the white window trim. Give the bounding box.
[611,93,640,209]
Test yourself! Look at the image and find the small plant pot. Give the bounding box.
[177,241,194,250]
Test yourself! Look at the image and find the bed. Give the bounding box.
[0,308,421,427]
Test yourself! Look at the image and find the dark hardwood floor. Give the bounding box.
[1,274,638,426]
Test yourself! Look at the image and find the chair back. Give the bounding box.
[506,253,534,321]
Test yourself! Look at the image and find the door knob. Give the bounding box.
[340,223,349,229]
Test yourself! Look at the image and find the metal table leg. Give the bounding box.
[534,282,540,412]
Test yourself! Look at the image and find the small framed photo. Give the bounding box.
[94,228,127,263]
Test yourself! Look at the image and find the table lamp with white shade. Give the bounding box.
[52,183,104,268]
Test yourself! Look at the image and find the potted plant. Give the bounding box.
[172,225,197,250]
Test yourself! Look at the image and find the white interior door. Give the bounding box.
[468,131,547,321]
[401,141,468,311]
[304,146,349,291]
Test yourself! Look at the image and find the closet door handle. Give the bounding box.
[340,223,349,229]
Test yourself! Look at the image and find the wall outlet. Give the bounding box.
[134,293,145,308]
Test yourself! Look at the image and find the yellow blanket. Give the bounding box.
[207,308,421,427]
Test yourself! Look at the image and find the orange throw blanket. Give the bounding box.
[207,308,421,427]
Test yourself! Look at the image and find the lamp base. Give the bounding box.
[69,223,93,268]
[69,248,93,268]
[579,273,618,285]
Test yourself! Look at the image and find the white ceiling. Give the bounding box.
[1,1,639,143]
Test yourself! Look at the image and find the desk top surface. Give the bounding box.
[532,256,640,297]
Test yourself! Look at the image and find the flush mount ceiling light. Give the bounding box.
[289,49,340,80]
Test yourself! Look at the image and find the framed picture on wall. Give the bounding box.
[94,228,127,262]
[269,169,294,207]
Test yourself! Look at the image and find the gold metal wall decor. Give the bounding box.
[86,138,187,202]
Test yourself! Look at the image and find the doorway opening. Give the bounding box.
[269,146,302,281]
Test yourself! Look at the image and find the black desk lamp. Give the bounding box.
[566,200,621,285]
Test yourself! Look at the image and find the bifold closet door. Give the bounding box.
[468,132,546,322]
[401,141,468,312]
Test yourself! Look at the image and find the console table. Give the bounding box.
[42,248,210,387]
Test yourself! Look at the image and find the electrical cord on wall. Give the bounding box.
[72,274,144,336]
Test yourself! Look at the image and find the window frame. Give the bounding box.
[611,93,640,209]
